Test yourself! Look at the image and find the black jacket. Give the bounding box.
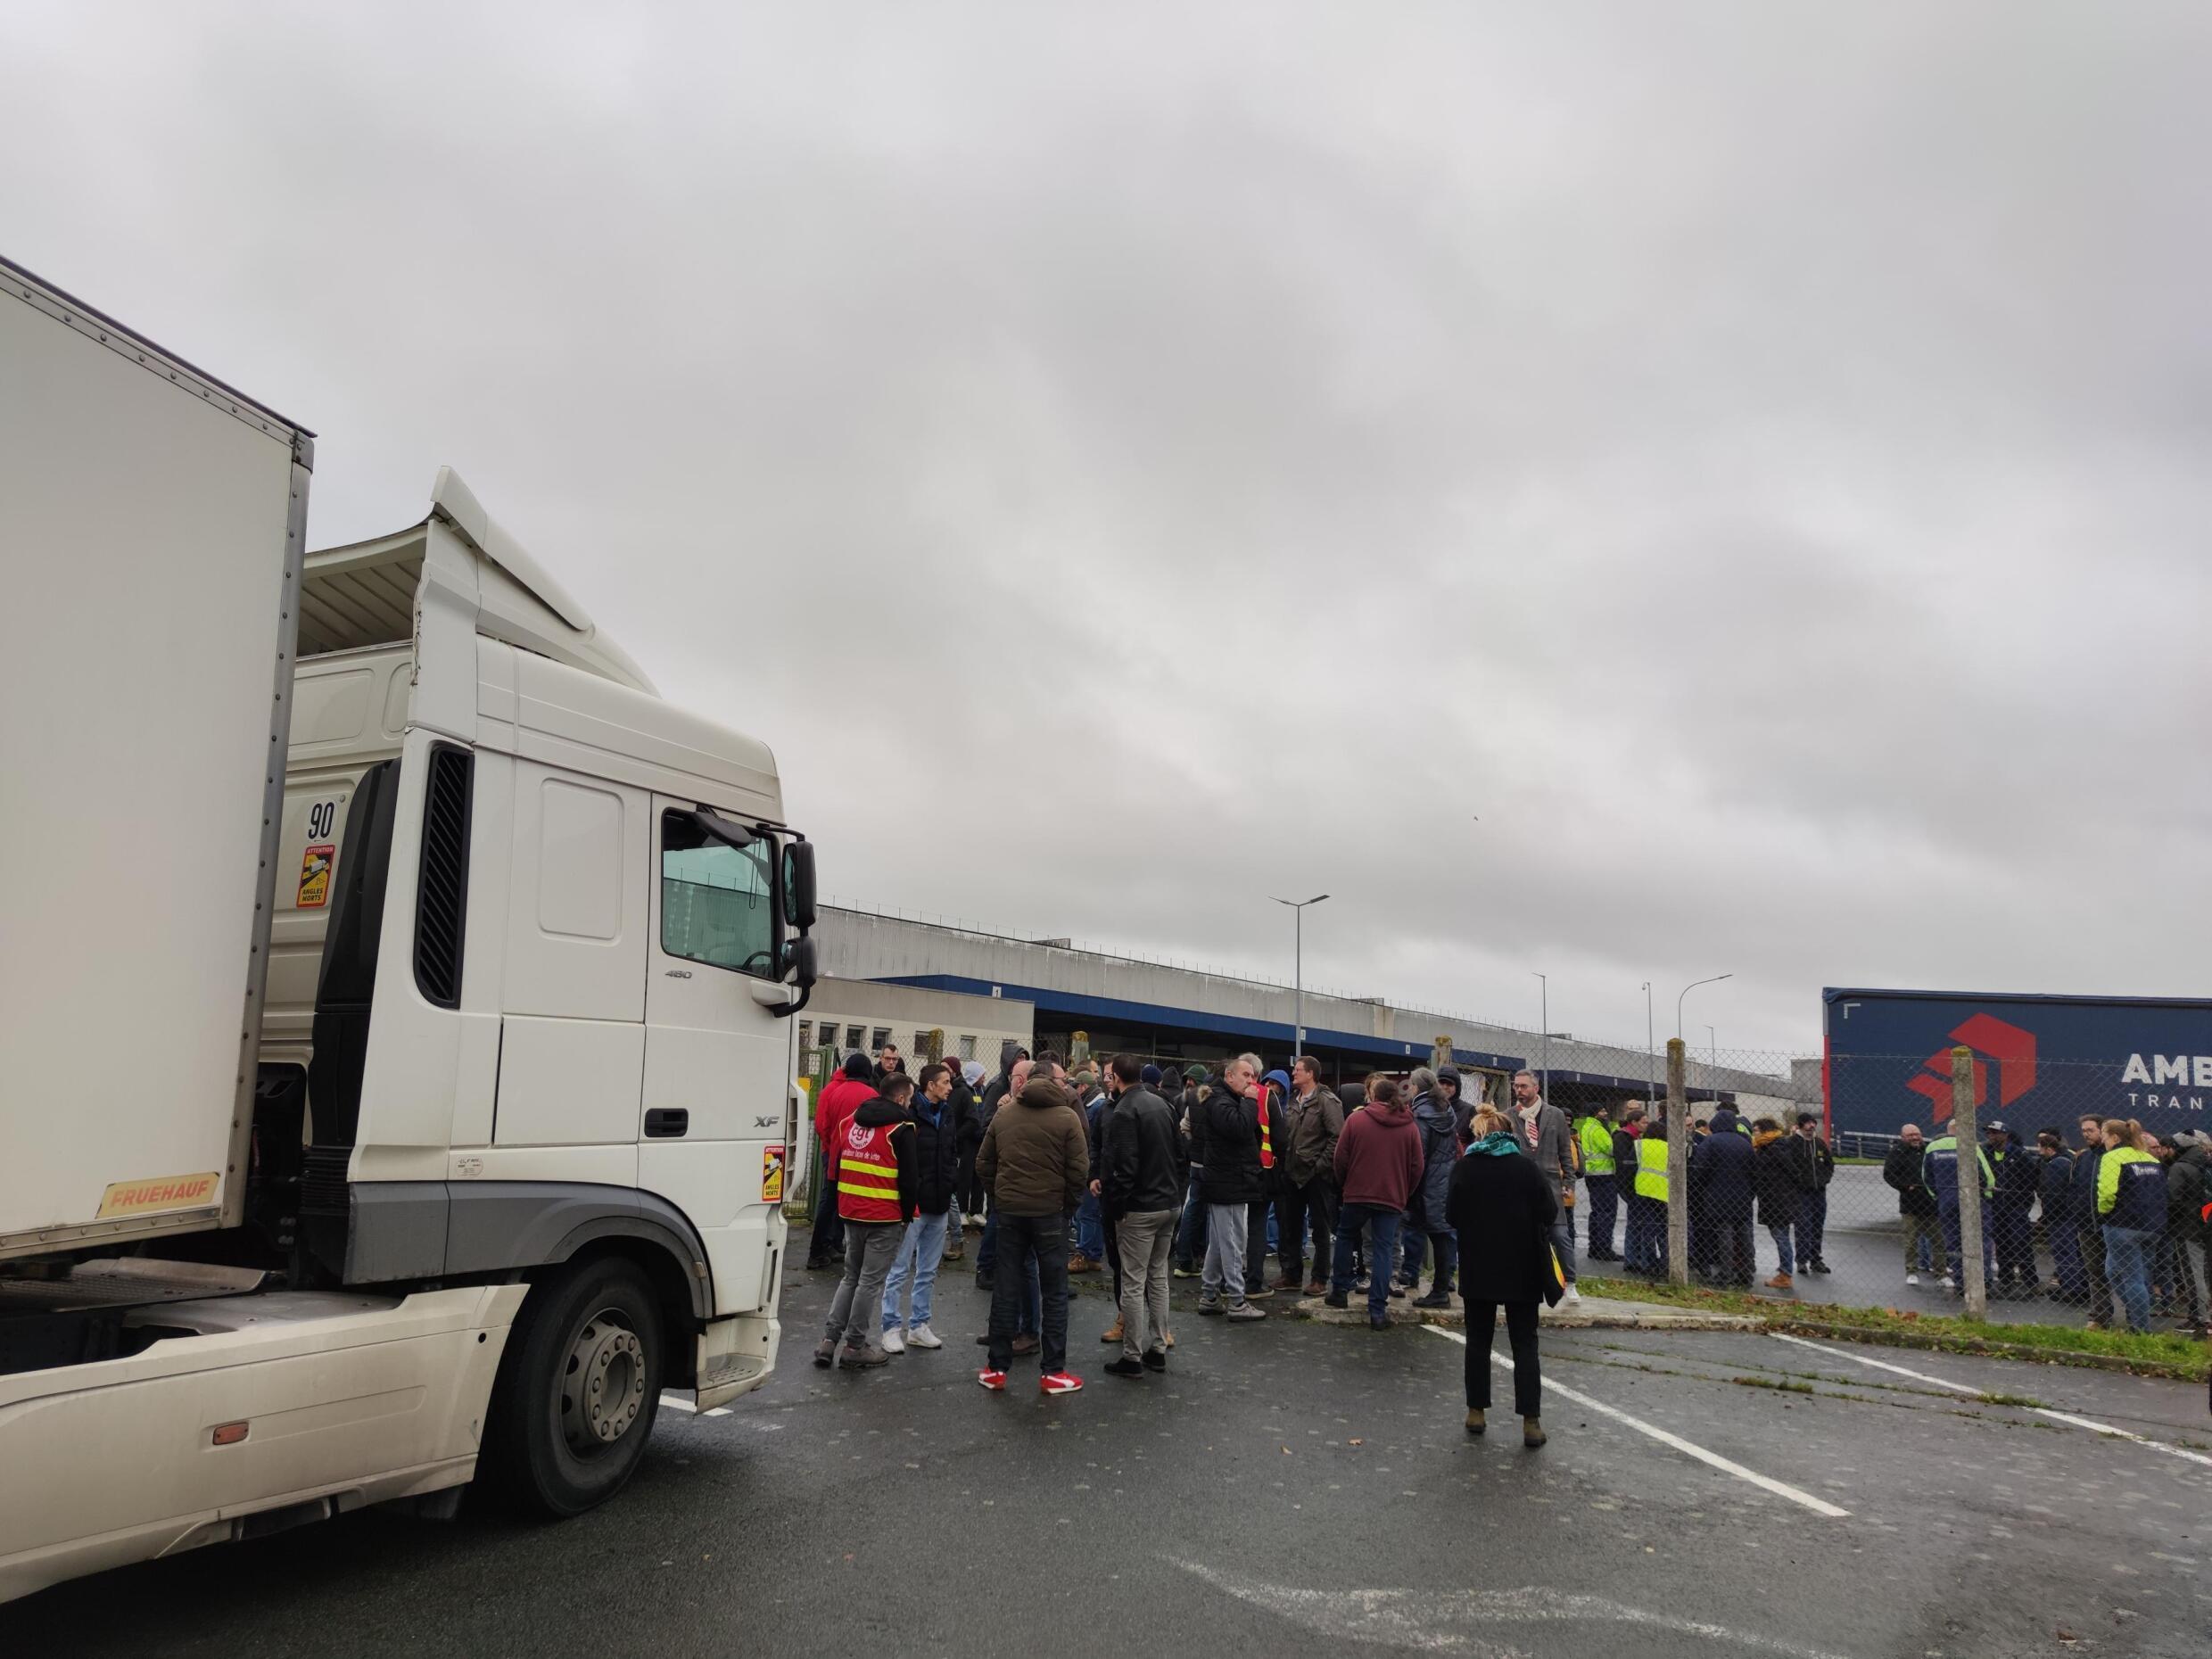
[2167,1149,2207,1240]
[1194,1078,1266,1205]
[1445,1143,1561,1306]
[2036,1149,2076,1226]
[2068,1143,2104,1233]
[947,1074,984,1160]
[1782,1133,1832,1193]
[1689,1113,1755,1210]
[1101,1085,1187,1216]
[1883,1140,1938,1217]
[1991,1137,2038,1213]
[905,1092,962,1217]
[1752,1133,1800,1229]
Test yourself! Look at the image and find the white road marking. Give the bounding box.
[1182,1562,1859,1658]
[1423,1325,1851,1517]
[1767,1333,2212,1472]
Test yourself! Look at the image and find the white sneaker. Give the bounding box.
[880,1326,906,1355]
[1939,1275,1956,1291]
[905,1324,942,1349]
[1906,1273,1920,1286]
[1564,1284,1581,1304]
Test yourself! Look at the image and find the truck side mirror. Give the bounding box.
[781,841,817,932]
[781,933,818,990]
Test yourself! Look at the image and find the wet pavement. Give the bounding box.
[15,1249,2210,1658]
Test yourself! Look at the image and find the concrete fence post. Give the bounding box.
[1666,1038,1690,1287]
[1952,1044,1986,1320]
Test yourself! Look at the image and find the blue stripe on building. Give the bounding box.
[868,973,1525,1072]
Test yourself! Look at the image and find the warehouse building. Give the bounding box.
[813,905,1794,1111]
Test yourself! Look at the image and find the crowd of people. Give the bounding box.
[1567,1095,2210,1337]
[801,1038,2212,1439]
[804,1042,1574,1444]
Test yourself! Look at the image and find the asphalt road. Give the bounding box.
[16,1258,2210,1658]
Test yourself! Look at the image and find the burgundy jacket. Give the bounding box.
[1333,1100,1426,1212]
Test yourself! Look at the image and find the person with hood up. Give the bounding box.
[815,1070,918,1369]
[1447,1105,1563,1448]
[807,1052,878,1270]
[976,1062,1089,1394]
[1397,1067,1461,1308]
[1752,1118,1800,1290]
[1689,1105,1757,1287]
[1325,1076,1425,1329]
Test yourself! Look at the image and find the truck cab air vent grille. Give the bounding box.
[411,745,473,1009]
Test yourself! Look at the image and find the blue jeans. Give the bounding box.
[1075,1190,1105,1260]
[976,1201,1039,1332]
[2049,1219,2085,1300]
[1625,1194,1665,1272]
[1333,1203,1402,1319]
[881,1209,948,1332]
[2103,1226,2155,1333]
[1174,1170,1209,1267]
[1768,1223,1795,1277]
[1548,1213,1576,1285]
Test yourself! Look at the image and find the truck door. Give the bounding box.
[642,798,791,1315]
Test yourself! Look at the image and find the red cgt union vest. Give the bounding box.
[836,1118,903,1223]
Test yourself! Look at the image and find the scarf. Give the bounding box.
[1752,1127,1784,1150]
[1466,1130,1522,1159]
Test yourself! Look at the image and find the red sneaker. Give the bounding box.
[977,1368,1007,1391]
[1039,1371,1084,1396]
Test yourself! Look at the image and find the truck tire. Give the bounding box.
[481,1255,666,1517]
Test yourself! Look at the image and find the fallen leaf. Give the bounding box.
[1348,1438,1364,1446]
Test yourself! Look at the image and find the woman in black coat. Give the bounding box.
[1445,1106,1562,1447]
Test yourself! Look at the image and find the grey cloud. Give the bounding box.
[3,1,2207,1057]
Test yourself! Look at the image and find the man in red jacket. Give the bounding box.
[1325,1077,1427,1330]
[808,1053,879,1269]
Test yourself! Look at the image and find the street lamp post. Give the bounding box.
[1272,894,1329,1061]
[1533,971,1548,1103]
[1677,973,1732,1109]
[1642,981,1655,1107]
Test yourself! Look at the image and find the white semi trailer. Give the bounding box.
[0,255,814,1600]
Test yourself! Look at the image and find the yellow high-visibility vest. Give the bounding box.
[1634,1135,1670,1202]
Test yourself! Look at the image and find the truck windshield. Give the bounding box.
[660,811,775,978]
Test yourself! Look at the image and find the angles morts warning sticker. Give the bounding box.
[297,843,334,909]
[97,1171,220,1218]
[762,1144,786,1203]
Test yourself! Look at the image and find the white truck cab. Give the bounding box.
[0,256,813,1599]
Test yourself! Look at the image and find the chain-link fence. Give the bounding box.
[1556,1041,2210,1337]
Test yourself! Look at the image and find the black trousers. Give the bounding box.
[987,1210,1069,1374]
[1102,1205,1124,1303]
[1465,1299,1541,1418]
[807,1134,845,1265]
[1277,1175,1339,1286]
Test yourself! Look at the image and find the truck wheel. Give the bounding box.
[482,1256,666,1516]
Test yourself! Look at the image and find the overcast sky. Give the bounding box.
[6,3,2207,1058]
